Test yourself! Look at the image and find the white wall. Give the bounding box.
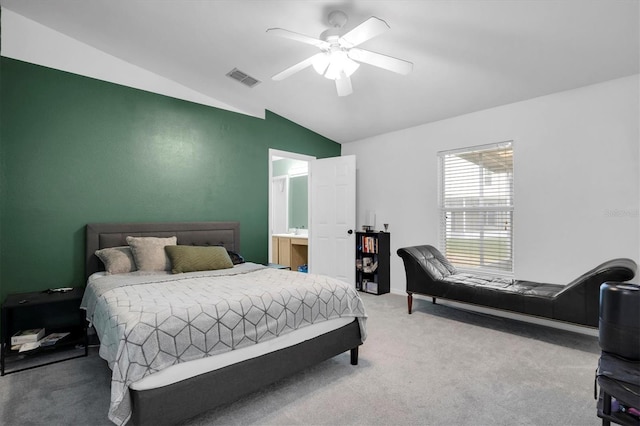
[343,75,639,295]
[1,8,258,118]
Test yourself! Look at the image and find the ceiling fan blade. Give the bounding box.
[348,48,413,75]
[272,53,325,81]
[267,28,330,49]
[335,73,353,97]
[339,17,389,48]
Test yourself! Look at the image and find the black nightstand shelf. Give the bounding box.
[1,288,88,376]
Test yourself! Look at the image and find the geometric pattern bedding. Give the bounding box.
[80,263,367,425]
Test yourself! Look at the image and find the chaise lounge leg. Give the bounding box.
[407,293,413,314]
[350,347,359,365]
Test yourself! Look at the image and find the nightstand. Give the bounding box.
[1,288,88,375]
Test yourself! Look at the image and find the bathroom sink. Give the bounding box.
[273,232,308,238]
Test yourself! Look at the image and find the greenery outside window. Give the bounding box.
[438,141,514,275]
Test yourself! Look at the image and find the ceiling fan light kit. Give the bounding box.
[268,10,413,96]
[313,50,360,79]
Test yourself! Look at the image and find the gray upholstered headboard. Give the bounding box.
[85,221,240,279]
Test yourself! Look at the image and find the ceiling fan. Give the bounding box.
[267,10,413,97]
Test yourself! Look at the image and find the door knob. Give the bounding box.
[347,229,353,234]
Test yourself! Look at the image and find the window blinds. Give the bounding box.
[439,142,514,274]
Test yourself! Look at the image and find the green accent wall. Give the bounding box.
[0,57,340,301]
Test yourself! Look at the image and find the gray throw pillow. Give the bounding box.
[95,246,136,274]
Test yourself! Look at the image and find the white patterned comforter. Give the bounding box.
[81,263,367,425]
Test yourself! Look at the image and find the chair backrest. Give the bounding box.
[397,245,457,280]
[555,258,637,297]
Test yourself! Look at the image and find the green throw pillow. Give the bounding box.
[164,245,234,274]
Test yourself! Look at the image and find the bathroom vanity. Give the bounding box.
[271,234,308,271]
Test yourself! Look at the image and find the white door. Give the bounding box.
[309,155,356,285]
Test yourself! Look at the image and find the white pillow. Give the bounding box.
[126,236,177,271]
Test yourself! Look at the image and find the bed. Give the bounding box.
[82,222,366,425]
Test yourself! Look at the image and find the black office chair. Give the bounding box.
[596,282,640,426]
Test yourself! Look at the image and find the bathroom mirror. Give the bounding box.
[271,157,308,233]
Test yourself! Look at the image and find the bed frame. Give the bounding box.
[85,221,363,425]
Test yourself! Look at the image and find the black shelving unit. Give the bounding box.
[1,288,88,375]
[355,231,390,295]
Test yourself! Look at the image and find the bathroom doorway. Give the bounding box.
[268,149,315,266]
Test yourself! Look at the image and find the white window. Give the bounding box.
[438,141,514,275]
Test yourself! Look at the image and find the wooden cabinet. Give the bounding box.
[274,236,291,267]
[356,232,390,295]
[272,236,308,271]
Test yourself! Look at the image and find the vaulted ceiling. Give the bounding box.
[2,0,638,143]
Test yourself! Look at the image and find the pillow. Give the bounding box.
[95,246,136,274]
[165,245,234,274]
[226,250,245,265]
[126,236,177,271]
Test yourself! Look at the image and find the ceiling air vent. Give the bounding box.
[226,68,261,88]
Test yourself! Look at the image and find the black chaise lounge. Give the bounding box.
[397,245,637,327]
